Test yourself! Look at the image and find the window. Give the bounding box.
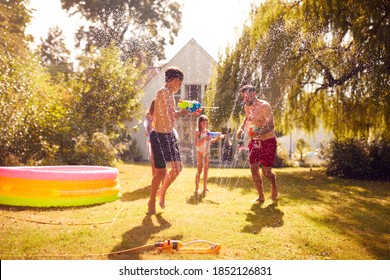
[185,84,201,102]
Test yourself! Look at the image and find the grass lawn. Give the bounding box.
[0,163,389,260]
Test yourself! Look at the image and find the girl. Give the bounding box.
[194,115,224,196]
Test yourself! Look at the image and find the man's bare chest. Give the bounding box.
[245,106,263,121]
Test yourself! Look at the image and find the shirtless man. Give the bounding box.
[148,67,191,215]
[236,85,278,202]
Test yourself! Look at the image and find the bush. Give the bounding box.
[274,144,288,167]
[67,132,117,166]
[3,154,22,166]
[326,138,390,181]
[369,140,390,181]
[118,138,143,162]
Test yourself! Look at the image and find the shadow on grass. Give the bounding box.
[208,175,254,194]
[211,169,390,259]
[242,202,284,234]
[186,191,220,205]
[209,170,344,203]
[109,213,181,260]
[278,170,390,259]
[311,194,390,259]
[121,185,150,202]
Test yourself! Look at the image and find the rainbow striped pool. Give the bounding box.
[0,166,120,207]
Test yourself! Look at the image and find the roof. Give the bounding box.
[142,38,216,89]
[142,66,160,86]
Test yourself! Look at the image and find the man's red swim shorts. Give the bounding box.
[248,137,277,167]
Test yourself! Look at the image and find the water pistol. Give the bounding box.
[177,99,202,113]
[178,99,218,113]
[248,126,261,137]
[207,132,221,138]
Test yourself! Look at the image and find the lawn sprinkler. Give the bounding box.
[178,99,218,113]
[86,239,221,257]
[154,240,221,254]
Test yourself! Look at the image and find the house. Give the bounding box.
[129,38,216,162]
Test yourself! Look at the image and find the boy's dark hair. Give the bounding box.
[165,67,184,82]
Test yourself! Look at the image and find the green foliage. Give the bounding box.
[67,132,117,166]
[40,44,145,166]
[0,42,70,165]
[60,0,182,62]
[71,44,144,137]
[369,140,390,181]
[39,26,73,80]
[327,139,390,181]
[296,138,310,160]
[0,0,32,56]
[208,0,300,130]
[209,0,390,141]
[118,138,143,162]
[111,130,143,162]
[274,143,288,167]
[1,2,144,166]
[0,0,69,165]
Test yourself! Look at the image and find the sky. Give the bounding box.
[26,0,261,63]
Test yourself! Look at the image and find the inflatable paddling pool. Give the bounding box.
[0,166,120,207]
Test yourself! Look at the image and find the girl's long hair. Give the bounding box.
[146,99,155,118]
[197,114,208,138]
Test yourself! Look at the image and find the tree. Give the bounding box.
[60,0,182,63]
[208,0,390,141]
[40,26,73,80]
[0,0,46,164]
[70,44,144,138]
[0,1,147,166]
[0,0,31,57]
[296,138,309,161]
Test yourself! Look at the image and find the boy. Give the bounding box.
[148,67,191,214]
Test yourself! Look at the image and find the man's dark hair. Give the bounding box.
[239,85,256,93]
[165,67,184,82]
